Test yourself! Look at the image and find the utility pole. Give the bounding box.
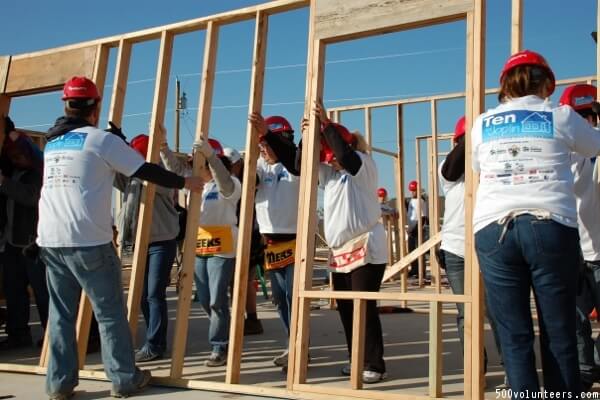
[175,78,181,153]
[174,78,188,153]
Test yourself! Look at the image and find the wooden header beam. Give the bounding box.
[314,0,472,42]
[5,46,98,96]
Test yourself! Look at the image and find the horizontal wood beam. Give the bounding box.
[327,74,596,113]
[293,382,446,400]
[5,46,98,96]
[314,0,472,42]
[300,289,469,303]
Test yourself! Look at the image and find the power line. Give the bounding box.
[111,46,464,86]
[15,46,463,128]
[18,90,447,129]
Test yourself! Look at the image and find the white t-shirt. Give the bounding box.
[255,157,299,234]
[471,95,600,233]
[319,152,387,266]
[199,177,242,258]
[407,198,427,231]
[37,126,145,247]
[439,161,465,258]
[572,153,600,261]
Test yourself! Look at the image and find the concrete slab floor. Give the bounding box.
[2,280,600,399]
[0,372,273,400]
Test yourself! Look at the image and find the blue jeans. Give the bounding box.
[443,250,503,367]
[2,243,49,338]
[41,244,145,396]
[140,240,177,355]
[576,259,600,386]
[475,215,581,397]
[194,256,235,353]
[269,264,294,338]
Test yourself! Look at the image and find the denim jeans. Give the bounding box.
[443,250,503,366]
[269,263,294,338]
[2,243,49,338]
[194,256,235,353]
[140,239,177,355]
[41,244,145,396]
[475,215,581,397]
[332,263,386,373]
[576,259,600,386]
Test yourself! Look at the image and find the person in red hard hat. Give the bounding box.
[159,127,240,368]
[439,115,506,386]
[303,100,387,384]
[248,112,299,369]
[113,134,180,363]
[559,83,600,391]
[376,187,387,204]
[38,76,204,399]
[406,179,427,278]
[0,116,49,352]
[471,51,600,396]
[222,146,265,336]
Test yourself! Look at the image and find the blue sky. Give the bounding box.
[1,1,597,197]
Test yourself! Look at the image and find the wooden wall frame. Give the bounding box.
[287,1,485,399]
[1,0,596,399]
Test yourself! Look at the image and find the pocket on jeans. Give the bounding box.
[76,245,108,272]
[474,222,503,257]
[530,219,577,257]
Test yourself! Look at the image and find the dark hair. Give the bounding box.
[498,65,553,102]
[4,116,15,135]
[65,100,98,119]
[577,108,598,123]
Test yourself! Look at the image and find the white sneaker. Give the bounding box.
[273,350,288,367]
[362,370,387,384]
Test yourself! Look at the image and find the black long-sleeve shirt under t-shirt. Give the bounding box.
[263,131,299,176]
[441,137,465,182]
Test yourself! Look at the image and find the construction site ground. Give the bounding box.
[1,266,598,400]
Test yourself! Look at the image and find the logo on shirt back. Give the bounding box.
[205,191,219,201]
[482,111,553,142]
[45,132,88,152]
[277,170,288,181]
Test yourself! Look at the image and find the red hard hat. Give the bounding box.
[377,187,387,198]
[62,76,101,101]
[208,138,224,157]
[130,134,149,158]
[320,123,355,163]
[265,115,294,134]
[499,50,555,95]
[559,84,597,110]
[453,116,466,142]
[408,180,418,192]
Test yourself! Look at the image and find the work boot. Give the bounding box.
[110,370,151,398]
[243,319,264,335]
